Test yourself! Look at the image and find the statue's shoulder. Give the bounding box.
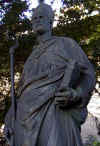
[54,36,76,48]
[53,37,79,56]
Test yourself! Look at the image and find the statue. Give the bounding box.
[4,1,96,146]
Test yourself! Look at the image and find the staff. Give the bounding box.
[9,39,19,146]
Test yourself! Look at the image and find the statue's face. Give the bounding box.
[32,9,51,35]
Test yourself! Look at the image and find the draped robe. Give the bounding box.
[5,36,95,146]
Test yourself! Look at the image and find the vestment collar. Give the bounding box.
[32,36,56,60]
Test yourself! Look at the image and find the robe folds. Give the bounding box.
[5,36,96,146]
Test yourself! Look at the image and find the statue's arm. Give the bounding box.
[75,65,96,107]
[55,38,96,108]
[70,40,96,107]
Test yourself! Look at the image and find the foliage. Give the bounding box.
[93,141,100,146]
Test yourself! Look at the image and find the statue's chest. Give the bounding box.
[24,40,68,79]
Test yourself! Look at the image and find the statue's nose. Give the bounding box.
[36,17,41,23]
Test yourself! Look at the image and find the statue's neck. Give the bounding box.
[37,31,52,44]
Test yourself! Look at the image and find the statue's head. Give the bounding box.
[32,2,54,35]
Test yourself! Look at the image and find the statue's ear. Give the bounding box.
[32,8,35,16]
[31,8,36,22]
[32,8,35,12]
[50,10,55,26]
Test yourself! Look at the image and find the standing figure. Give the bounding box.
[5,1,96,146]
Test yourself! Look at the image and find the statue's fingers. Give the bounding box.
[55,97,67,102]
[55,101,67,106]
[58,103,67,108]
[55,98,64,105]
[55,98,69,106]
[55,92,62,97]
[55,92,70,97]
[55,101,66,105]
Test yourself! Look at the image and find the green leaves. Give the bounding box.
[93,141,100,146]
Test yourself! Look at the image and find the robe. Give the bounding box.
[5,36,96,146]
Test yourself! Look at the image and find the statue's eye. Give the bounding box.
[33,17,37,20]
[39,16,43,19]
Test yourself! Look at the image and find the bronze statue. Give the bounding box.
[5,1,96,146]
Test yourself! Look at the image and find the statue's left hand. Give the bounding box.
[54,88,81,108]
